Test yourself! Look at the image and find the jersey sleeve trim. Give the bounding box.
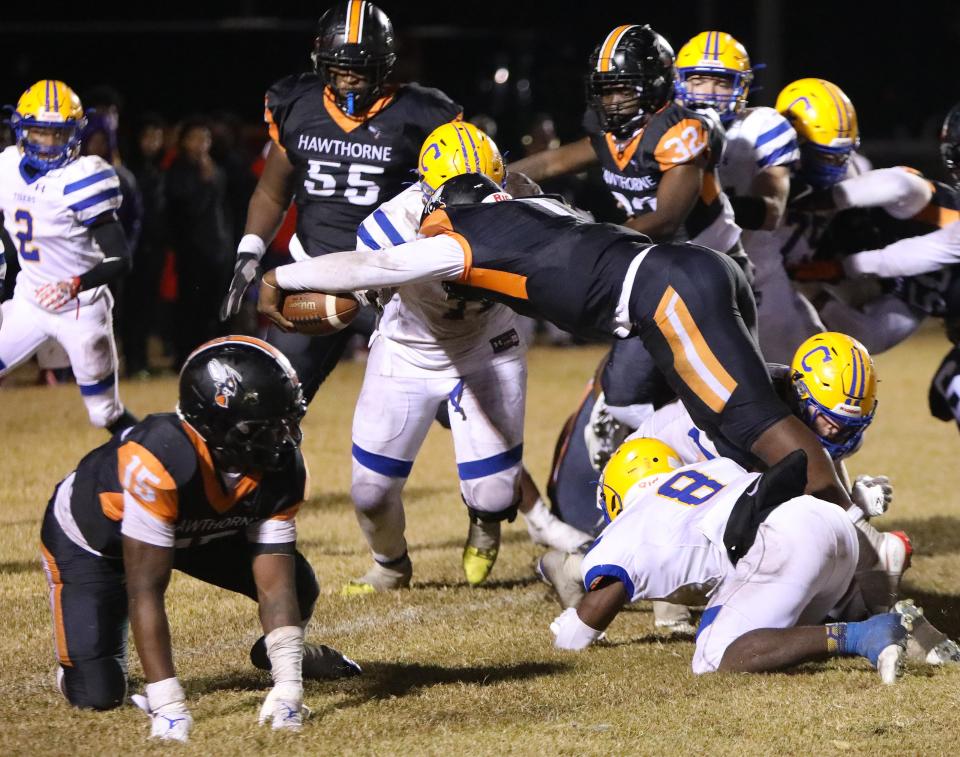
[584,563,636,600]
[120,490,176,548]
[264,98,284,151]
[117,441,179,523]
[63,168,117,195]
[655,118,710,172]
[420,208,472,273]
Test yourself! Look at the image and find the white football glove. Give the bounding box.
[851,474,893,518]
[131,678,193,743]
[220,252,260,321]
[258,681,309,731]
[35,278,80,311]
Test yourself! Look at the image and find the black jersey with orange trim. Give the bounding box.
[420,197,650,338]
[265,73,461,254]
[67,413,308,557]
[583,102,728,243]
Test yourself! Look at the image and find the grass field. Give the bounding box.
[2,327,960,755]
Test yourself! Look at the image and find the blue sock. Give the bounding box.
[826,615,906,666]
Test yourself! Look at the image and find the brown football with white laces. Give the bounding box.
[281,291,360,335]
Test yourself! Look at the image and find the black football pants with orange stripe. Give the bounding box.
[40,506,320,710]
[629,243,790,458]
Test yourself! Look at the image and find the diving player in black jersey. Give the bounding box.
[259,173,857,512]
[220,1,461,402]
[40,337,359,742]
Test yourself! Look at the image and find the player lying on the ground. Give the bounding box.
[343,122,590,595]
[39,337,360,743]
[0,79,136,433]
[258,172,858,514]
[547,438,911,681]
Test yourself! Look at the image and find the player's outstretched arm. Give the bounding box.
[252,551,309,731]
[221,144,297,321]
[123,535,193,742]
[732,164,791,230]
[552,577,627,650]
[508,137,597,183]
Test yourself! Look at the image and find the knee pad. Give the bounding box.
[62,659,127,710]
[81,390,123,428]
[350,465,405,517]
[462,466,521,523]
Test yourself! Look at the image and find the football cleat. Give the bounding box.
[652,601,697,636]
[845,612,910,684]
[894,599,960,666]
[251,639,363,680]
[523,500,593,552]
[462,520,500,586]
[537,549,587,610]
[341,554,412,595]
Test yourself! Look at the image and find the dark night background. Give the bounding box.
[1,0,958,175]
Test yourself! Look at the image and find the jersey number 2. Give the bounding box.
[15,209,40,262]
[304,161,384,206]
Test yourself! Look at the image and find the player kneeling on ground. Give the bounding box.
[549,438,911,682]
[39,336,359,743]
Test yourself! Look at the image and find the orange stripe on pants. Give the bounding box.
[654,286,738,413]
[40,543,72,667]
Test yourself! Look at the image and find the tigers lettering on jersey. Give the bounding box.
[64,413,307,557]
[265,73,461,255]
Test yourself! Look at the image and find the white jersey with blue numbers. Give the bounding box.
[0,146,121,311]
[581,457,758,604]
[355,182,522,376]
[720,107,799,198]
[629,398,719,464]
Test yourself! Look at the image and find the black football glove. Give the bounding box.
[220,253,260,321]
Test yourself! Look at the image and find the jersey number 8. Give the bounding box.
[657,470,723,506]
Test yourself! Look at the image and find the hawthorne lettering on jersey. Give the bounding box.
[602,169,658,191]
[297,134,394,162]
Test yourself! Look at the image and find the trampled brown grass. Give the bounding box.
[2,329,959,755]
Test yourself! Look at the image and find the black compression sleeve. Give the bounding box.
[79,219,131,290]
[729,195,767,230]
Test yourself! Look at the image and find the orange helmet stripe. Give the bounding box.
[598,25,636,72]
[346,0,364,45]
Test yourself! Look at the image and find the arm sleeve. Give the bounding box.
[833,167,933,219]
[78,220,132,290]
[843,221,960,277]
[274,235,466,292]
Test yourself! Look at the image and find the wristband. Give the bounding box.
[551,607,602,650]
[238,234,267,261]
[145,676,186,711]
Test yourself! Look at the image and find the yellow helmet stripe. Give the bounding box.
[346,0,365,45]
[598,25,636,72]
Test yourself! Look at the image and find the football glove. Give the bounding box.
[131,678,192,743]
[852,474,893,518]
[220,252,260,321]
[35,278,80,311]
[258,681,309,731]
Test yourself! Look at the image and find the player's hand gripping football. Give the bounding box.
[220,252,261,321]
[257,269,295,332]
[35,277,80,311]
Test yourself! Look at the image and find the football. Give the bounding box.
[281,291,360,335]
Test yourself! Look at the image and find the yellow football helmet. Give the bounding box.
[11,80,85,171]
[418,121,505,199]
[597,438,681,523]
[790,332,878,460]
[775,78,858,188]
[675,31,752,123]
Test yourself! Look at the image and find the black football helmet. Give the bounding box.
[587,24,676,139]
[312,1,397,116]
[421,173,509,223]
[177,337,307,472]
[941,102,960,187]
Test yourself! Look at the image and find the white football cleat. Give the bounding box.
[524,500,593,552]
[341,555,412,596]
[537,550,586,610]
[895,599,960,665]
[876,644,905,685]
[652,601,696,636]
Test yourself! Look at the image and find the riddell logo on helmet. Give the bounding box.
[207,359,243,408]
[482,192,511,203]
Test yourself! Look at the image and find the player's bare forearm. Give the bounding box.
[718,627,829,672]
[577,577,628,632]
[508,137,596,183]
[252,552,301,634]
[123,536,176,683]
[750,166,791,230]
[625,162,702,241]
[243,144,296,245]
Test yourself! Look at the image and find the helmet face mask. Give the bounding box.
[675,31,753,124]
[177,337,307,473]
[11,80,86,171]
[790,332,877,461]
[940,102,960,187]
[587,25,675,140]
[799,142,853,189]
[312,1,397,116]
